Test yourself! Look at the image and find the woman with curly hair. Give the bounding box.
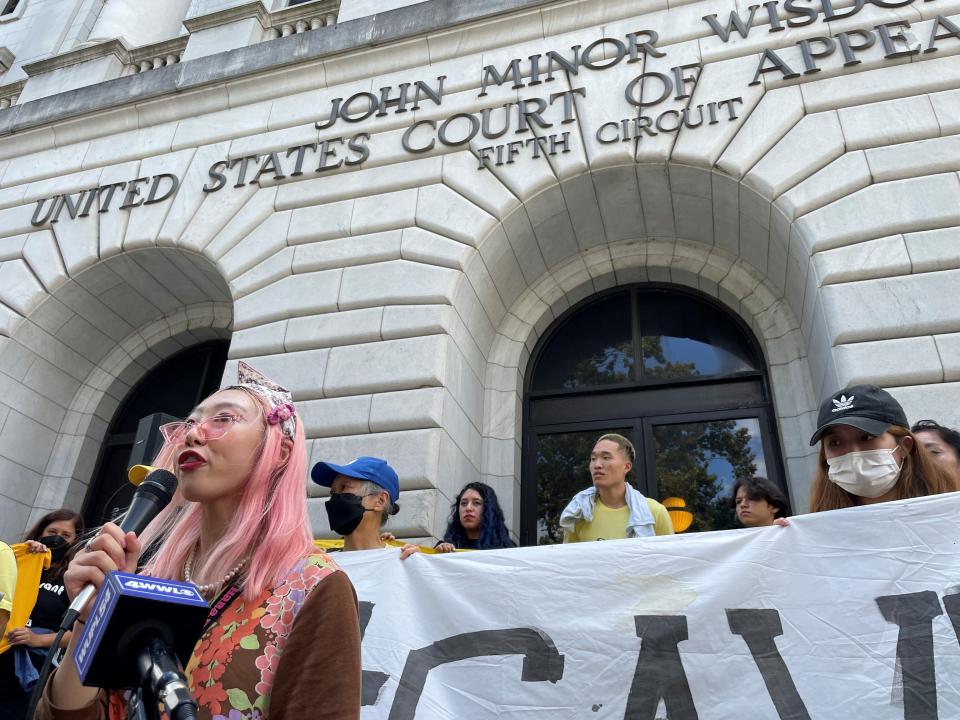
[435,482,516,552]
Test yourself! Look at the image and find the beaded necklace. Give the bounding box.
[183,543,247,597]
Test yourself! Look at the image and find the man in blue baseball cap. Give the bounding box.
[312,456,419,556]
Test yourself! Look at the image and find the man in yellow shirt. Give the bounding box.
[560,434,673,541]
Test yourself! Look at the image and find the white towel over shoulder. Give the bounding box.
[558,485,656,538]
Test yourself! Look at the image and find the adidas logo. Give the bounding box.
[831,395,854,412]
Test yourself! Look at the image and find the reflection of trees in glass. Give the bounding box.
[536,429,629,544]
[564,340,633,388]
[563,336,702,389]
[655,421,756,532]
[642,336,699,381]
[535,421,758,541]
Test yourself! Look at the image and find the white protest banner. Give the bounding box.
[334,493,960,719]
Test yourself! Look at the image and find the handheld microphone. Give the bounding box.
[63,468,178,629]
[24,467,195,720]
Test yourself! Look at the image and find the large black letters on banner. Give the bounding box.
[386,628,565,720]
[875,591,943,720]
[359,601,391,706]
[624,615,698,720]
[726,609,811,720]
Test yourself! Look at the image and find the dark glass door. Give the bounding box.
[522,285,787,545]
[645,412,778,533]
[532,424,633,545]
[83,341,228,527]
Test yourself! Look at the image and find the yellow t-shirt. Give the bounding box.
[564,499,674,542]
[0,542,15,615]
[0,543,50,655]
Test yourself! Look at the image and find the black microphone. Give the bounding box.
[62,469,178,630]
[64,467,202,720]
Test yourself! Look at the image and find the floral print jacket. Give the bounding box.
[37,552,361,720]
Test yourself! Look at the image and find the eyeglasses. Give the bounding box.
[159,414,247,443]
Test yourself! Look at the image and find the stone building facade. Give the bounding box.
[0,0,957,543]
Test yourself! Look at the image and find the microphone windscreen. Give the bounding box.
[118,469,178,537]
[142,469,177,498]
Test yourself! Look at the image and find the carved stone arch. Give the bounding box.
[426,151,823,527]
[49,302,232,520]
[476,236,814,530]
[0,136,303,535]
[0,245,232,536]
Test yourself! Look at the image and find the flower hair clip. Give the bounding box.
[267,403,296,427]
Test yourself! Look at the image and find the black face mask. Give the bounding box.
[325,493,373,537]
[39,534,70,562]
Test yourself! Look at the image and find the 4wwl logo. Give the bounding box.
[832,395,855,413]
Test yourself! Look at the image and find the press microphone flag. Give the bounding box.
[73,572,208,688]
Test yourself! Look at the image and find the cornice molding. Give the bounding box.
[182,1,270,34]
[181,0,339,34]
[0,78,25,108]
[0,0,555,136]
[18,0,341,77]
[22,39,129,77]
[127,36,190,66]
[269,0,338,26]
[21,35,191,77]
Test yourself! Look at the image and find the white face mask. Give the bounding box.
[826,447,903,498]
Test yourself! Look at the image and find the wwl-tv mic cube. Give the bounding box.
[74,572,209,688]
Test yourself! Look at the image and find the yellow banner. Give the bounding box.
[313,539,443,554]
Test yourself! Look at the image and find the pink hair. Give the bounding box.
[138,389,313,601]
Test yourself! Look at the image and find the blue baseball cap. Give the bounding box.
[310,456,400,503]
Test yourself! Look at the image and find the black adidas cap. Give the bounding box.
[809,384,909,446]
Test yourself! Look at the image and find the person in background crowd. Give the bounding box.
[7,510,83,650]
[561,433,674,542]
[35,362,361,719]
[808,384,958,512]
[0,510,83,719]
[312,456,420,559]
[911,419,960,474]
[0,541,13,640]
[435,482,516,552]
[731,477,788,527]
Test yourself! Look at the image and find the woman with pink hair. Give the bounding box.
[35,363,361,719]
